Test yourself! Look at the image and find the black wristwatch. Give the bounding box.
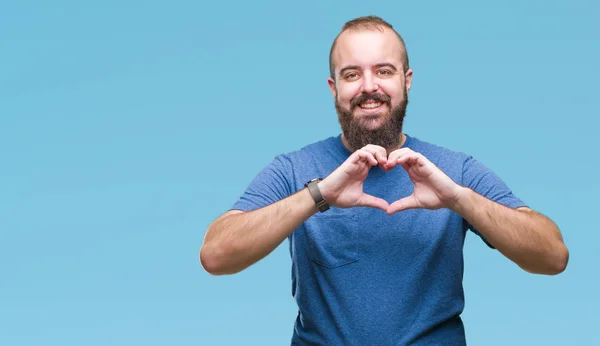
[305,178,330,212]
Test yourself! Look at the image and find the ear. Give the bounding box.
[327,77,337,98]
[405,69,413,93]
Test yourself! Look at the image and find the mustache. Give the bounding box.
[350,93,391,109]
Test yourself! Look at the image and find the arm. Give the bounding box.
[450,188,568,275]
[200,187,319,275]
[384,148,569,276]
[200,145,390,275]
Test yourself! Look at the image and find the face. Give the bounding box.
[328,28,413,152]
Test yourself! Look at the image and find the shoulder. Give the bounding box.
[260,135,341,174]
[277,135,344,163]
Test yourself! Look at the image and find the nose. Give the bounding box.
[360,72,379,93]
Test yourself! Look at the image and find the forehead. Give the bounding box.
[333,28,403,71]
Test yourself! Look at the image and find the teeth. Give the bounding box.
[360,102,383,109]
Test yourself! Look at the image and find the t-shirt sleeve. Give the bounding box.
[230,155,295,212]
[461,156,528,248]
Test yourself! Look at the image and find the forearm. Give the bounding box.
[450,187,568,275]
[201,188,318,275]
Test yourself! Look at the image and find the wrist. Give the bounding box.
[317,179,333,205]
[447,186,472,213]
[305,178,330,212]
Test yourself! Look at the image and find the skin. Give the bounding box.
[200,27,569,276]
[328,28,412,136]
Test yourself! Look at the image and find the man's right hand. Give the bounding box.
[201,144,390,275]
[318,144,390,211]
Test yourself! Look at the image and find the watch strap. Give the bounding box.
[305,178,330,212]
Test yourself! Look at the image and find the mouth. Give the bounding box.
[356,100,386,114]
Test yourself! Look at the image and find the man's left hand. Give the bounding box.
[383,148,463,214]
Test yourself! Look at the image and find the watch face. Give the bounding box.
[306,178,321,187]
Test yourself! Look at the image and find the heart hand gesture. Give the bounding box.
[383,148,463,214]
[318,144,390,211]
[318,145,463,214]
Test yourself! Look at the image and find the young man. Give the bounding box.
[200,16,568,345]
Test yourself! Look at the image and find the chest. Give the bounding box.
[293,159,465,269]
[298,203,465,270]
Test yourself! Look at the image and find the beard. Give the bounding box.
[335,87,408,153]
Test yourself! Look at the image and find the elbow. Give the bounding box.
[200,244,227,275]
[525,244,569,276]
[550,244,569,275]
[199,242,243,276]
[199,247,217,275]
[545,223,569,275]
[199,220,231,275]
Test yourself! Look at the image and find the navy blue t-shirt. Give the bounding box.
[231,134,526,345]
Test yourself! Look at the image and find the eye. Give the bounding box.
[344,72,359,81]
[377,69,393,76]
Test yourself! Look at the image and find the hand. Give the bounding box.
[318,144,390,211]
[384,148,463,214]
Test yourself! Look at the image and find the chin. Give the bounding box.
[355,113,389,129]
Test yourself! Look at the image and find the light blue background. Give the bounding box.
[1,1,598,345]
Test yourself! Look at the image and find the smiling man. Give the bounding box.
[331,19,411,153]
[200,16,569,345]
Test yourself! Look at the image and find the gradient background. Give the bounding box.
[1,0,598,345]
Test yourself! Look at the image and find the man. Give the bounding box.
[200,16,569,345]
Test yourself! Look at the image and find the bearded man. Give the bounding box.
[200,15,568,346]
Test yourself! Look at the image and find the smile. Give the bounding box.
[359,101,384,109]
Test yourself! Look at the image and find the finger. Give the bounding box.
[398,154,434,176]
[384,157,404,171]
[383,164,395,172]
[374,151,388,168]
[357,150,378,166]
[357,193,389,210]
[387,195,420,214]
[400,162,411,172]
[363,145,388,166]
[385,148,414,170]
[350,149,374,165]
[388,147,414,162]
[397,152,427,166]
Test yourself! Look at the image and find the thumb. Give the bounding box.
[357,193,390,211]
[387,195,420,214]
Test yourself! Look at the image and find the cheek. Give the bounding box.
[338,85,360,104]
[381,85,404,103]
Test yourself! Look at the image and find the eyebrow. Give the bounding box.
[339,63,398,76]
